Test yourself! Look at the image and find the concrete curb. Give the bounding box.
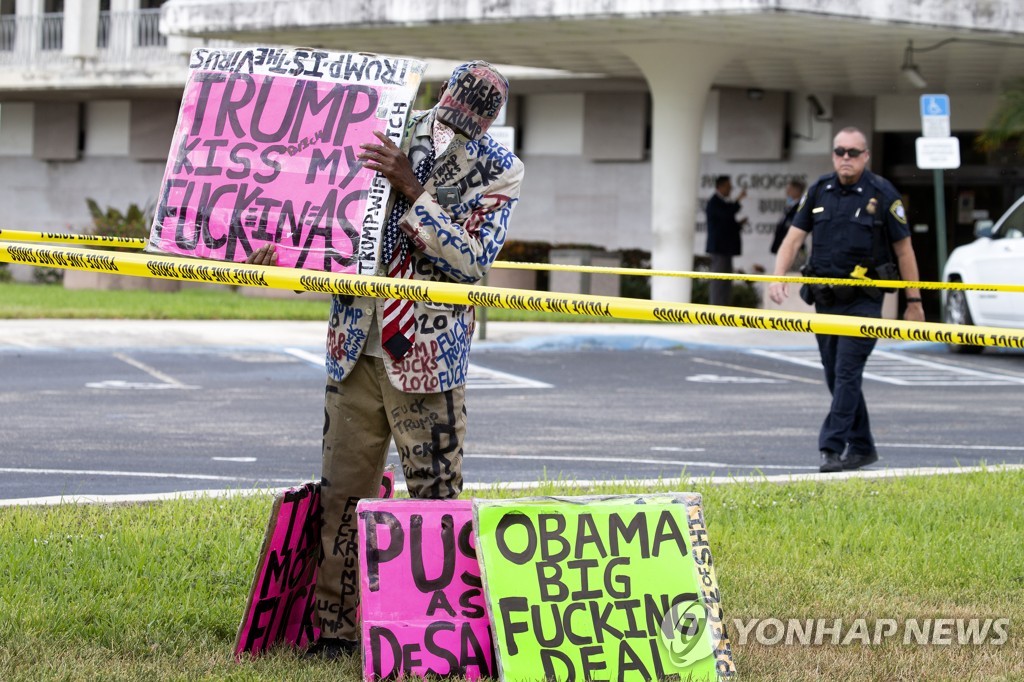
[4,464,1020,507]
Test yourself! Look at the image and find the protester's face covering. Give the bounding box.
[436,61,509,140]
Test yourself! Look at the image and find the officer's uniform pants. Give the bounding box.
[814,295,883,456]
[315,353,466,644]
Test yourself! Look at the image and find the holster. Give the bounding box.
[873,262,900,292]
[854,261,898,301]
[799,283,815,306]
[799,264,834,306]
[800,282,836,306]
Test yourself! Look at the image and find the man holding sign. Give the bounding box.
[250,60,524,658]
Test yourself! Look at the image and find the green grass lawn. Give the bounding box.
[0,282,616,322]
[1,471,1021,681]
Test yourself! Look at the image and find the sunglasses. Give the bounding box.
[833,147,866,159]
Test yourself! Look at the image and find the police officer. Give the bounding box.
[768,126,925,473]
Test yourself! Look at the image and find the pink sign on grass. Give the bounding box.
[149,47,425,275]
[235,472,395,658]
[358,499,493,680]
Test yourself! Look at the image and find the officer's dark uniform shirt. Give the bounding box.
[791,169,910,279]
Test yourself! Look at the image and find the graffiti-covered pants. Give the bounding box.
[315,353,466,644]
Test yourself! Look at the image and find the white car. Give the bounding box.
[941,193,1024,353]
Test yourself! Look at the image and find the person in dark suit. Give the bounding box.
[705,175,747,306]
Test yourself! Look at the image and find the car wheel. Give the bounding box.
[943,280,983,354]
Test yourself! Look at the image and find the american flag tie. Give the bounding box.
[380,147,435,362]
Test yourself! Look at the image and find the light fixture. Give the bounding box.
[807,95,830,120]
[901,40,928,89]
[791,94,832,141]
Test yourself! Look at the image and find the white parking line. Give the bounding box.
[878,442,1024,452]
[870,350,1024,386]
[283,347,552,389]
[0,467,297,484]
[686,374,786,384]
[468,365,553,389]
[86,353,199,390]
[467,453,818,471]
[283,347,324,366]
[750,348,1024,386]
[112,352,188,386]
[691,357,820,384]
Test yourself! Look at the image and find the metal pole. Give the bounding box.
[478,271,488,340]
[933,168,948,276]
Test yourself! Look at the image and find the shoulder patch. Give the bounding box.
[889,199,907,225]
[797,191,808,212]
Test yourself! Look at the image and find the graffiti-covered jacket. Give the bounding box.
[325,108,524,393]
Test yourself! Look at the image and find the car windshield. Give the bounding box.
[993,197,1024,240]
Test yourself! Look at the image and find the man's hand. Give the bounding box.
[768,281,789,304]
[359,131,424,203]
[246,244,304,293]
[247,244,277,266]
[903,302,925,323]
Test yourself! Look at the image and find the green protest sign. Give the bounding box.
[473,493,734,681]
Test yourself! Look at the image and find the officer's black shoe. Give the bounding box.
[819,449,843,473]
[303,638,358,660]
[842,450,879,471]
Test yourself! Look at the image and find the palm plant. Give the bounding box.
[976,80,1024,152]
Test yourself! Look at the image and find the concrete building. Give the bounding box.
[0,0,200,284]
[3,0,1024,308]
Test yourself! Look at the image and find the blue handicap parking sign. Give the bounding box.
[921,94,950,117]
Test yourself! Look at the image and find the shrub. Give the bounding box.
[496,239,551,263]
[496,240,553,291]
[691,257,761,309]
[620,248,651,300]
[32,267,63,285]
[85,198,153,250]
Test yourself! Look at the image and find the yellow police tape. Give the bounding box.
[2,239,1023,349]
[0,229,144,250]
[1,228,1020,294]
[493,261,1024,294]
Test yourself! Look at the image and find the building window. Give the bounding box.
[0,0,15,53]
[41,0,63,52]
[138,0,167,47]
[98,0,110,48]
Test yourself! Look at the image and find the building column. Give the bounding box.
[64,0,100,59]
[14,0,41,58]
[620,43,735,302]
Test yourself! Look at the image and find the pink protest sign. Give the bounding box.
[150,47,425,275]
[358,499,493,680]
[235,471,396,658]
